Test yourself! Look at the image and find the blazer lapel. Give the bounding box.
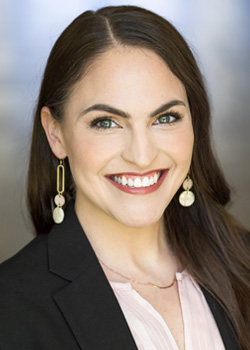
[48,201,137,350]
[201,287,240,350]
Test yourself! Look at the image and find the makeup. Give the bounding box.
[105,169,168,194]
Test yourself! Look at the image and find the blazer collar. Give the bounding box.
[48,201,137,349]
[48,201,239,350]
[48,200,96,281]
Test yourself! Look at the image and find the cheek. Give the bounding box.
[66,134,120,176]
[178,129,194,161]
[160,127,194,163]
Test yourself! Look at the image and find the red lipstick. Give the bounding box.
[105,169,168,195]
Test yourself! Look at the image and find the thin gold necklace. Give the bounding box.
[98,257,176,289]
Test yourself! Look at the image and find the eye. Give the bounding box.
[153,112,182,125]
[90,117,118,129]
[158,115,174,124]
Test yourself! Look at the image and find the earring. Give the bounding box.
[179,174,195,207]
[53,160,65,224]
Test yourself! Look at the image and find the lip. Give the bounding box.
[105,169,168,195]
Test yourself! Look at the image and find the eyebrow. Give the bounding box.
[80,100,186,119]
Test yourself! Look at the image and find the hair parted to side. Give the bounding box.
[27,6,250,348]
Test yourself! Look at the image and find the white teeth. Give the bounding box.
[154,173,158,183]
[128,178,134,187]
[134,178,142,188]
[142,177,150,187]
[121,176,127,186]
[149,176,154,185]
[112,172,161,188]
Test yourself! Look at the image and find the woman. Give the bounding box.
[0,5,249,350]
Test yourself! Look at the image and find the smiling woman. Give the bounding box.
[41,47,193,229]
[0,5,249,350]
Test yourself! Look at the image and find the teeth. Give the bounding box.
[142,177,150,187]
[112,172,161,188]
[134,178,142,188]
[121,176,127,186]
[154,173,158,183]
[128,178,133,187]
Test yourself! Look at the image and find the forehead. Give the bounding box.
[66,46,188,113]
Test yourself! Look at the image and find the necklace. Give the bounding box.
[98,257,176,289]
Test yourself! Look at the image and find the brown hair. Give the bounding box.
[27,6,250,348]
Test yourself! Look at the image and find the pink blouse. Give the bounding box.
[110,271,225,350]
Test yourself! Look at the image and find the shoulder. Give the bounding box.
[0,229,70,311]
[0,231,83,349]
[0,226,71,297]
[0,234,54,310]
[0,234,48,284]
[0,232,73,347]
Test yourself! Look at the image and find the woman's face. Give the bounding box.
[47,47,194,228]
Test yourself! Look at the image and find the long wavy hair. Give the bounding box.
[27,6,250,348]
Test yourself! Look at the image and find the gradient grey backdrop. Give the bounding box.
[1,0,250,263]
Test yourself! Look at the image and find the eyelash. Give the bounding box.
[90,111,183,130]
[153,111,183,126]
[90,117,119,130]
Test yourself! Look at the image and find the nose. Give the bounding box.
[121,127,158,168]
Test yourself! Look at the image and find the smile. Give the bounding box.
[105,169,168,194]
[112,171,161,188]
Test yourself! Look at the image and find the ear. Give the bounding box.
[41,107,67,159]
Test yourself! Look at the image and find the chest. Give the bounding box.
[136,284,185,350]
[111,277,227,350]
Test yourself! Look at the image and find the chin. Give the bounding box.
[116,211,164,229]
[109,198,170,229]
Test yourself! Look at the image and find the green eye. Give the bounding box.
[99,119,112,128]
[158,115,170,123]
[154,112,182,126]
[90,117,118,130]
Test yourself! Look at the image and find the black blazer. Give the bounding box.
[0,201,239,349]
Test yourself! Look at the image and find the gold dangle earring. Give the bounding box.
[53,159,65,224]
[179,173,195,207]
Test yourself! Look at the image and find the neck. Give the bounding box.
[75,197,179,278]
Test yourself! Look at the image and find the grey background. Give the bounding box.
[1,0,250,263]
